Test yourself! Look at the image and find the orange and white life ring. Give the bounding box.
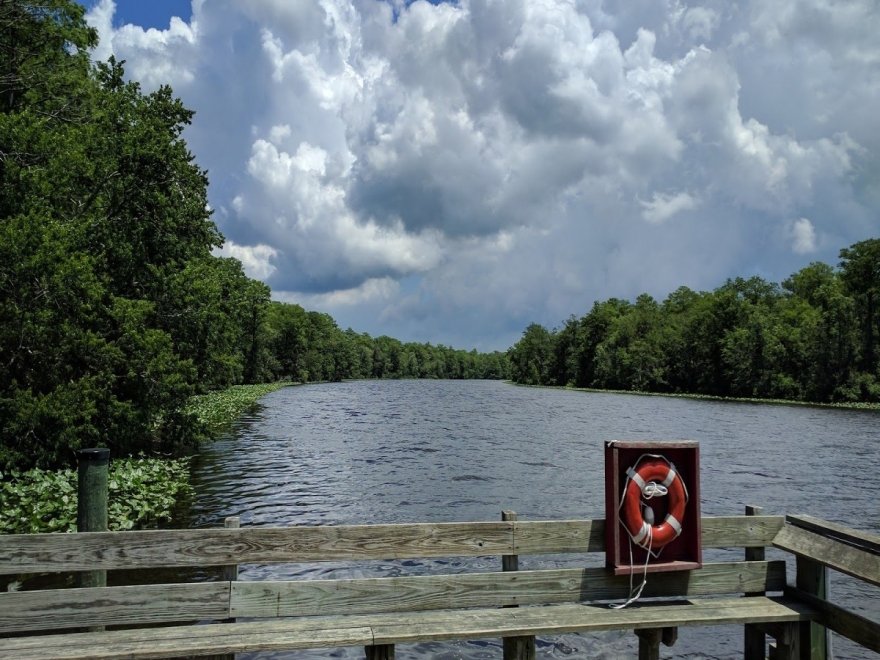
[620,456,687,551]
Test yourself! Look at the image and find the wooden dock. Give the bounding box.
[0,509,877,658]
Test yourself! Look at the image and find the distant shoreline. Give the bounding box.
[507,381,880,412]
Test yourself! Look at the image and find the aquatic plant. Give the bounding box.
[185,382,290,432]
[0,456,193,534]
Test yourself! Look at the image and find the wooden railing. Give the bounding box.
[772,514,880,658]
[0,511,876,659]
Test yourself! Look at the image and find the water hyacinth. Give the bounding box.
[0,383,289,534]
[185,382,290,432]
[0,456,193,534]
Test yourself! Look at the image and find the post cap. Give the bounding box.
[77,447,110,462]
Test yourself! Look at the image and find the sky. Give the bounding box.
[78,0,880,351]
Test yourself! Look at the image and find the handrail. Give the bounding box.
[772,514,880,658]
[773,517,880,587]
[0,560,786,633]
[787,514,880,555]
[0,515,784,575]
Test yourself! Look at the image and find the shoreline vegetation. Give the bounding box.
[510,382,880,412]
[508,242,880,408]
[0,383,290,534]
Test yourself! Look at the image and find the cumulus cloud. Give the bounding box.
[641,191,700,224]
[788,218,818,255]
[215,241,278,280]
[85,0,879,348]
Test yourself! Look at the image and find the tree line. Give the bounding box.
[0,1,506,472]
[509,240,880,404]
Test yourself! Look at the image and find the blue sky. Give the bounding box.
[82,1,191,29]
[78,1,879,350]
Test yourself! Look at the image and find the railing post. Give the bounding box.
[221,516,241,583]
[76,447,109,634]
[212,515,241,660]
[76,448,109,589]
[501,510,535,660]
[796,554,828,659]
[744,505,766,660]
[363,507,394,659]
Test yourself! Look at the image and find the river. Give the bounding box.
[190,380,879,659]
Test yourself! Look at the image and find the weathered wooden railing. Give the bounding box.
[0,510,876,659]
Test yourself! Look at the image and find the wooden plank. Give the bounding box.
[368,597,812,645]
[0,522,515,573]
[0,596,813,660]
[701,516,784,549]
[0,620,377,659]
[786,586,880,653]
[229,562,786,618]
[787,515,880,555]
[513,516,784,554]
[0,517,786,575]
[773,524,880,587]
[0,582,230,633]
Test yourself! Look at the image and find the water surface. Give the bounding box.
[191,380,879,659]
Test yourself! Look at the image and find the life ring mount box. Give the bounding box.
[604,440,702,576]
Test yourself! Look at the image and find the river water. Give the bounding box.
[190,380,879,659]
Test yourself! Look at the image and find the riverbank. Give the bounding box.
[0,382,293,534]
[509,382,880,411]
[185,381,293,432]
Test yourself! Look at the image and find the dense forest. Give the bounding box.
[509,240,880,404]
[0,1,507,472]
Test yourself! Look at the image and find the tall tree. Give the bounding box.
[839,239,880,381]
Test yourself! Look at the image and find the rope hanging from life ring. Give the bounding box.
[620,454,689,554]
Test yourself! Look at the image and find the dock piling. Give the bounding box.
[76,447,109,590]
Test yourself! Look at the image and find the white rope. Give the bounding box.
[642,481,667,498]
[609,526,652,609]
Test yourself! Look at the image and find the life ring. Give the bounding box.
[620,457,687,551]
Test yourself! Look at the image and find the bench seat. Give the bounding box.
[0,596,814,660]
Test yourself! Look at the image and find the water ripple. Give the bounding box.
[190,380,880,660]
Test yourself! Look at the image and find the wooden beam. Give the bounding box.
[786,587,880,654]
[0,583,230,633]
[0,597,814,660]
[0,517,784,575]
[773,524,880,587]
[0,561,786,634]
[786,515,880,555]
[796,555,828,659]
[228,562,786,619]
[0,522,516,574]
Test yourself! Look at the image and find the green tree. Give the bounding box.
[839,239,880,383]
[508,324,555,385]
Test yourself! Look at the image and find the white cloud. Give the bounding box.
[215,241,278,280]
[84,0,880,349]
[277,277,399,308]
[788,218,818,254]
[641,191,700,224]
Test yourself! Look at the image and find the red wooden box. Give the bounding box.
[604,440,702,575]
